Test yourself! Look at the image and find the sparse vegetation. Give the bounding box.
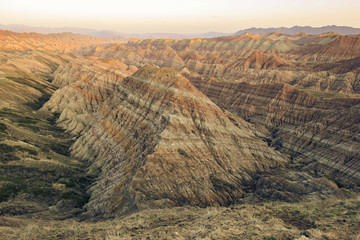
[46,112,61,125]
[0,183,23,202]
[25,93,51,110]
[61,191,90,208]
[177,148,191,158]
[1,26,360,240]
[48,141,74,156]
[15,146,38,155]
[0,143,37,162]
[0,144,20,162]
[263,236,277,240]
[301,88,358,100]
[0,104,88,217]
[327,177,344,188]
[210,175,236,192]
[228,116,239,127]
[276,208,316,230]
[0,122,7,132]
[0,143,15,154]
[0,196,359,239]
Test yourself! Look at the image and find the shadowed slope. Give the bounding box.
[190,77,360,190]
[0,48,97,218]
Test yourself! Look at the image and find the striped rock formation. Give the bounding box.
[190,77,360,190]
[46,64,288,217]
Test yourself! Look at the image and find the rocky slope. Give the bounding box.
[0,30,358,223]
[0,31,134,218]
[74,32,360,198]
[45,64,291,217]
[79,33,360,94]
[235,25,360,35]
[0,30,117,52]
[0,44,101,218]
[190,77,360,190]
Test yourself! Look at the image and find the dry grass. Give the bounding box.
[0,196,359,240]
[301,88,359,100]
[0,105,90,220]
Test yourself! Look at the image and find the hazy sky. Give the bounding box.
[0,0,359,33]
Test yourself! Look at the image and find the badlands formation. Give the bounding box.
[0,30,359,238]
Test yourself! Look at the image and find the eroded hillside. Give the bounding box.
[46,63,290,217]
[0,30,359,239]
[190,77,360,190]
[0,31,126,218]
[0,45,89,218]
[79,32,360,94]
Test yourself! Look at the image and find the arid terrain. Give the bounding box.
[1,197,359,240]
[0,29,359,239]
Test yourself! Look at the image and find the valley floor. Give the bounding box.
[0,196,359,240]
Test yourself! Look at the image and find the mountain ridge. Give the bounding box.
[0,24,232,40]
[2,24,360,40]
[45,63,290,217]
[0,30,358,238]
[236,25,360,35]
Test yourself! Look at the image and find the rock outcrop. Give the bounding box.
[79,32,360,94]
[190,77,360,189]
[0,37,106,218]
[46,64,288,217]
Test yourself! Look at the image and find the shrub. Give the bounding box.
[61,191,90,208]
[48,141,74,156]
[0,123,7,132]
[178,148,191,158]
[0,144,20,163]
[0,183,22,202]
[263,236,277,240]
[327,177,344,188]
[210,175,236,192]
[25,93,51,110]
[15,146,38,155]
[0,143,15,154]
[46,112,60,125]
[228,116,239,127]
[276,209,316,230]
[16,117,37,124]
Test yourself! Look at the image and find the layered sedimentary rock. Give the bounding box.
[294,35,360,61]
[77,32,360,194]
[0,29,124,109]
[0,30,118,52]
[79,33,360,94]
[45,64,288,217]
[1,30,359,220]
[190,77,360,189]
[0,39,107,217]
[0,51,53,108]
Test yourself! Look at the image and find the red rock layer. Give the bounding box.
[78,32,360,94]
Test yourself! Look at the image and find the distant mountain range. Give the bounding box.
[235,25,360,35]
[0,24,110,37]
[1,24,360,39]
[0,24,231,39]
